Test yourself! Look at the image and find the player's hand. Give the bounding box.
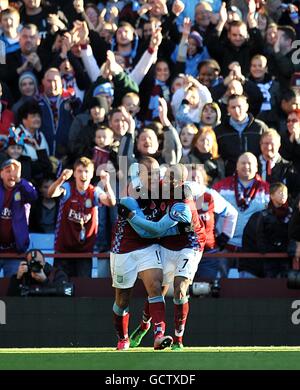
[120,196,139,211]
[169,203,192,223]
[117,203,132,219]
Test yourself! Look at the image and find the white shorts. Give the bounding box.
[160,247,203,286]
[110,244,163,289]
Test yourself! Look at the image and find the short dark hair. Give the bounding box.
[25,249,44,261]
[281,88,299,102]
[108,107,123,120]
[227,94,248,104]
[197,58,221,73]
[278,25,296,42]
[17,100,41,124]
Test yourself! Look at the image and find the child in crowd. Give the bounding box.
[200,102,221,128]
[0,7,20,54]
[256,182,293,277]
[179,123,198,162]
[121,92,142,131]
[92,126,115,175]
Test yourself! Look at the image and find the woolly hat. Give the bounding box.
[93,82,114,98]
[88,96,109,115]
[18,72,38,93]
[228,5,243,21]
[7,127,25,148]
[189,31,203,48]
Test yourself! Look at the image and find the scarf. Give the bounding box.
[268,200,292,223]
[61,73,76,98]
[257,80,273,111]
[49,96,59,128]
[147,79,169,121]
[234,173,260,211]
[229,115,249,135]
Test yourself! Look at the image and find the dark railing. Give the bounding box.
[0,252,290,258]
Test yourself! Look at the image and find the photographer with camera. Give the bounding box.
[7,249,70,297]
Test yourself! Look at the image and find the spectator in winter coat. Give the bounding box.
[0,158,37,276]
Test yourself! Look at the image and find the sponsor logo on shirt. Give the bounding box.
[1,208,11,219]
[68,209,91,224]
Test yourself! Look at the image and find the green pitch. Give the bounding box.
[1,347,300,370]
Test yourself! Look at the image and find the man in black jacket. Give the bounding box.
[2,24,45,100]
[205,8,264,76]
[7,249,70,296]
[258,129,300,200]
[215,94,268,176]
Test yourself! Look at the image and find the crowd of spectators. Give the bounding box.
[1,0,300,281]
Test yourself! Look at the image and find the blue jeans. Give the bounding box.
[196,256,219,279]
[0,259,20,277]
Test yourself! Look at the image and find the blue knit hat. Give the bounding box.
[93,82,114,98]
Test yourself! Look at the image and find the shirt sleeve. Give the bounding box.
[61,182,71,203]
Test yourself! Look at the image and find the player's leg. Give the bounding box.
[113,288,132,350]
[110,251,136,350]
[139,267,173,350]
[172,276,190,350]
[129,283,171,348]
[172,249,203,350]
[129,299,152,348]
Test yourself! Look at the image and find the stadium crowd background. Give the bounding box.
[1,0,300,280]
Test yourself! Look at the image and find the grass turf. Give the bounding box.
[1,347,300,370]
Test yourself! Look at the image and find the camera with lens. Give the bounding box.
[26,250,43,273]
[27,260,43,273]
[189,279,221,298]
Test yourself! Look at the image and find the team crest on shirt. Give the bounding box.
[117,275,123,283]
[14,192,21,201]
[85,199,92,208]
